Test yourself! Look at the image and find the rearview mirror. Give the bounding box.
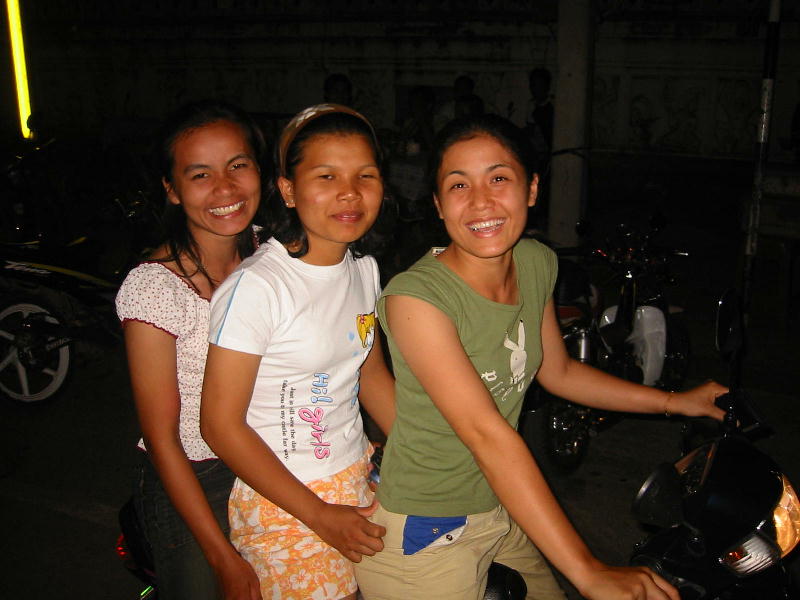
[715,289,744,366]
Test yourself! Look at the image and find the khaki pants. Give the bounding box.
[355,504,566,600]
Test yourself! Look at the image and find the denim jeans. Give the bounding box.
[134,454,236,600]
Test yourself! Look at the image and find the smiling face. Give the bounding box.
[434,134,538,262]
[164,119,261,245]
[277,133,383,265]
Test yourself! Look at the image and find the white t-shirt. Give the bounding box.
[208,237,378,482]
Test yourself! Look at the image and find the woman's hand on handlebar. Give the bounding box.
[576,564,680,600]
[670,381,728,421]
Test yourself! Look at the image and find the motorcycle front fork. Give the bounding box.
[564,325,593,364]
[563,325,615,431]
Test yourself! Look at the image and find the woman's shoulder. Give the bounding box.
[351,250,380,277]
[515,237,559,298]
[515,236,556,258]
[123,244,186,287]
[212,243,286,307]
[120,260,200,299]
[516,237,557,269]
[383,250,445,295]
[116,261,203,334]
[232,239,291,283]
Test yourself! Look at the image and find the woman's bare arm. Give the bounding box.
[535,300,726,419]
[200,343,386,563]
[356,329,395,436]
[124,321,261,600]
[384,294,680,600]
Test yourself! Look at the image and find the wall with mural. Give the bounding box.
[592,16,799,162]
[5,0,799,162]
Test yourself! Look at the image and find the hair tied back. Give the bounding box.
[278,103,377,177]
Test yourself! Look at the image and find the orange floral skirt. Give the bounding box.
[229,451,372,600]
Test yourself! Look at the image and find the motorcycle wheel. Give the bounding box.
[542,395,591,473]
[658,315,691,392]
[0,295,71,403]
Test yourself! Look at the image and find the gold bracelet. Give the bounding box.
[663,392,674,418]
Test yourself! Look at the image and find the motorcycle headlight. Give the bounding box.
[719,475,800,576]
[773,474,800,557]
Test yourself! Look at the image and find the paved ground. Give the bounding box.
[1,171,798,599]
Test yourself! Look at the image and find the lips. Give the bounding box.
[208,200,246,216]
[332,211,363,223]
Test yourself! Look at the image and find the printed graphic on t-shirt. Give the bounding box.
[278,373,335,462]
[504,320,527,392]
[302,372,332,459]
[481,320,532,402]
[356,313,376,348]
[351,313,376,405]
[279,379,297,461]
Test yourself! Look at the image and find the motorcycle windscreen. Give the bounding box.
[601,305,666,386]
[632,462,684,528]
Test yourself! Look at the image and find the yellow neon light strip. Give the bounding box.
[6,0,32,139]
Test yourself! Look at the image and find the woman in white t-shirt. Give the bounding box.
[201,104,396,600]
[116,100,267,599]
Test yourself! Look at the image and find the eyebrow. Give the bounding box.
[182,153,253,174]
[443,163,511,178]
[308,163,378,170]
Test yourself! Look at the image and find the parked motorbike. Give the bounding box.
[533,217,690,472]
[0,243,120,403]
[629,289,800,599]
[0,141,159,403]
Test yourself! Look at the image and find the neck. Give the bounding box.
[295,240,348,266]
[193,232,242,282]
[437,245,518,304]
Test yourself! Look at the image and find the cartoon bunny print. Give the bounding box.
[503,320,527,392]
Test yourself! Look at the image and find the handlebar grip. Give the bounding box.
[714,392,731,410]
[714,391,773,438]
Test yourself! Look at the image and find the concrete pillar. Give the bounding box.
[548,0,593,247]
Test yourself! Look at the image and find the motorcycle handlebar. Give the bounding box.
[713,391,773,439]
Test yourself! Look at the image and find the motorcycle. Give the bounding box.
[116,446,528,600]
[0,244,120,403]
[531,217,691,472]
[629,289,800,599]
[0,141,159,403]
[116,497,157,599]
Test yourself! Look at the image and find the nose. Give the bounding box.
[469,184,493,210]
[215,173,236,196]
[338,177,362,202]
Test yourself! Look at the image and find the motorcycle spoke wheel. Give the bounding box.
[0,299,71,403]
[543,397,591,473]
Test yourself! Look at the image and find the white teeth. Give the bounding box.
[468,218,505,231]
[209,201,244,216]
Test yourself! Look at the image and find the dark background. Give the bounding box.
[1,1,799,598]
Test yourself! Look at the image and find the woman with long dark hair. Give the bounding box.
[116,100,267,599]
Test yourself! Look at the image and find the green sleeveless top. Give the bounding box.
[376,238,558,516]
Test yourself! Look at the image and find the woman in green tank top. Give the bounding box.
[355,114,726,600]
